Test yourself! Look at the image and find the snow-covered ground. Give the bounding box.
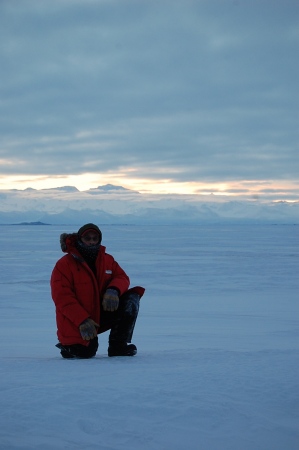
[0,224,298,450]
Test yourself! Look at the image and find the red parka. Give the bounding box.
[51,232,144,346]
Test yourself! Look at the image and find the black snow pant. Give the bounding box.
[57,290,140,359]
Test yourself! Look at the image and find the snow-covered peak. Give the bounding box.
[87,184,138,193]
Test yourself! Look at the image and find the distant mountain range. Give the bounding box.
[0,184,298,224]
[17,184,137,193]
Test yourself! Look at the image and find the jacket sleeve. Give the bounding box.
[104,255,130,296]
[50,261,90,327]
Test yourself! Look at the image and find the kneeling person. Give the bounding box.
[50,223,145,359]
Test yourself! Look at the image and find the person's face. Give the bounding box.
[81,231,100,246]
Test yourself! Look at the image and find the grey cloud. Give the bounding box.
[1,110,298,181]
[0,0,298,183]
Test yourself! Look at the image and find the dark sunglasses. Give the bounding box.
[81,235,100,242]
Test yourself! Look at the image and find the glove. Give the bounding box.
[102,288,119,312]
[79,318,99,340]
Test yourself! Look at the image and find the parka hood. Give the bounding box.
[59,232,105,255]
[60,232,78,253]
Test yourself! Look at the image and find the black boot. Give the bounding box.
[108,342,137,357]
[56,337,98,359]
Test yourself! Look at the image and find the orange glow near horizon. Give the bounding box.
[0,173,298,200]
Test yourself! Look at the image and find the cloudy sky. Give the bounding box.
[0,0,298,199]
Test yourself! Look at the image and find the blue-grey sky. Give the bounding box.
[0,0,298,198]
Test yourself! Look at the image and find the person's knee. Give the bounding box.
[123,293,140,317]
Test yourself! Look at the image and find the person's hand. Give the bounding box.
[79,318,99,340]
[102,288,119,312]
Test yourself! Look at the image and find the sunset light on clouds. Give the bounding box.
[1,173,298,203]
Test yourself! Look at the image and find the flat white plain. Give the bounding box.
[0,224,298,450]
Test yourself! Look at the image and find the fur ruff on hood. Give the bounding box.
[60,233,77,252]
